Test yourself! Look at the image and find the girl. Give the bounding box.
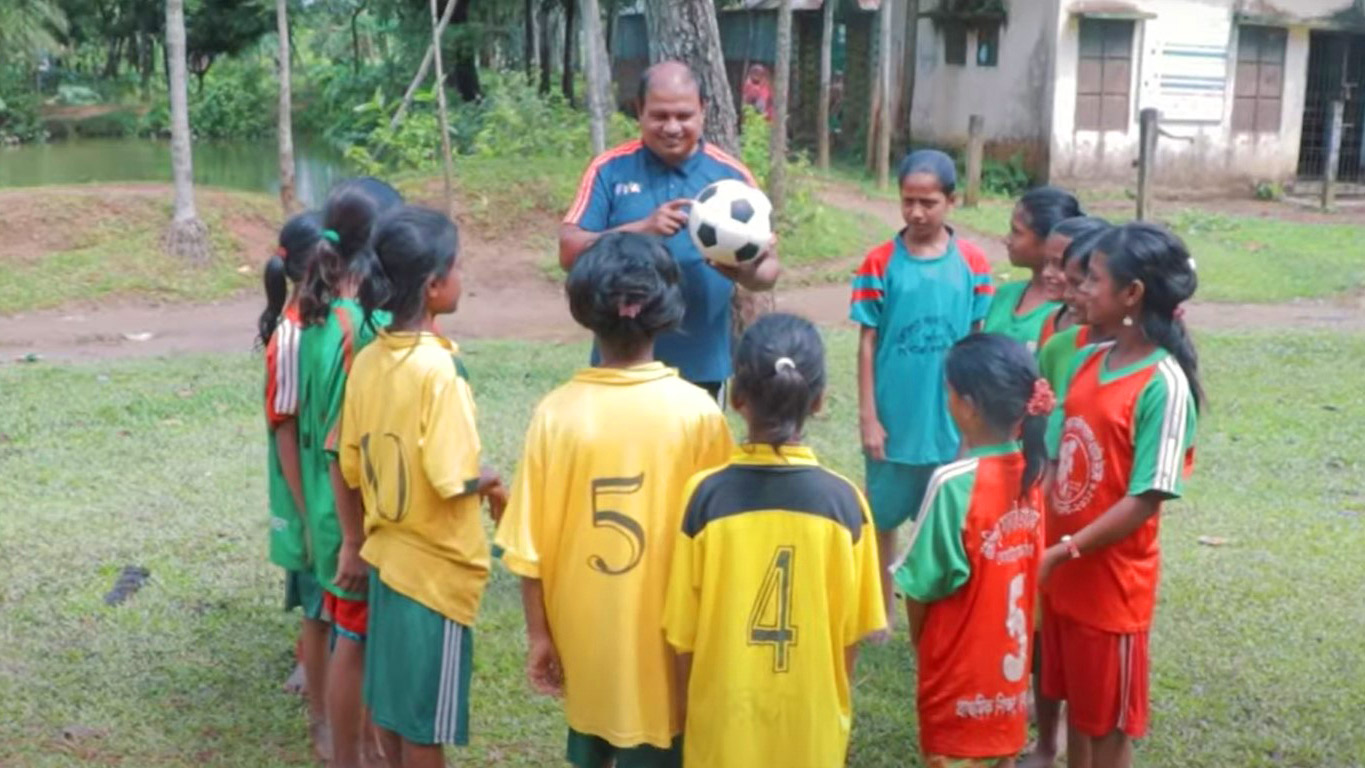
[851,149,994,626]
[1040,222,1201,768]
[663,313,886,768]
[337,206,505,768]
[260,211,330,759]
[986,187,1083,351]
[296,177,402,768]
[1026,216,1109,768]
[496,233,733,768]
[1037,216,1110,350]
[893,333,1050,768]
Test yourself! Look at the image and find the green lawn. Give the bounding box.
[2,329,1363,766]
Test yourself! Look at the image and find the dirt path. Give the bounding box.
[1,181,1360,364]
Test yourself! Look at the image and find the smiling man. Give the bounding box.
[558,60,780,398]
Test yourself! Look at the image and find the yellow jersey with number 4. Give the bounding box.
[337,331,489,626]
[495,363,733,749]
[663,445,887,768]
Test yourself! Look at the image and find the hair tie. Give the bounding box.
[618,301,642,319]
[321,229,340,244]
[1188,257,1197,272]
[1026,379,1056,416]
[274,245,288,259]
[1173,304,1187,321]
[774,357,797,374]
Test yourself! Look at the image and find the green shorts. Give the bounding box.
[566,729,681,768]
[865,459,938,531]
[363,571,473,746]
[284,568,326,621]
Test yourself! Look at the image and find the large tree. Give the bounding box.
[275,0,297,215]
[580,0,612,154]
[768,0,792,214]
[164,0,209,261]
[642,0,738,155]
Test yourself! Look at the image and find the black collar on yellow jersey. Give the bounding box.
[731,443,819,467]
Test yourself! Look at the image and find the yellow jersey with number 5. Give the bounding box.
[663,444,886,768]
[494,363,733,749]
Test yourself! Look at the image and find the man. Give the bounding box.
[559,60,780,399]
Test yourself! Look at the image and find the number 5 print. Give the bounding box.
[1002,573,1028,683]
[588,474,646,575]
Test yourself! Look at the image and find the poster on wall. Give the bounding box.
[1149,8,1232,123]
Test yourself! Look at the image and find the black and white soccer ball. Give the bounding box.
[687,179,773,267]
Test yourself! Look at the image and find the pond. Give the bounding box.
[0,136,355,207]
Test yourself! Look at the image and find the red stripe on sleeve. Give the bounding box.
[854,242,895,277]
[702,144,760,187]
[850,289,882,303]
[564,140,642,224]
[958,238,993,275]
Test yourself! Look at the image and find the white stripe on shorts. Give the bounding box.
[1117,634,1130,729]
[432,620,463,743]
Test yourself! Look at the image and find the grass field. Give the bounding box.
[2,329,1363,767]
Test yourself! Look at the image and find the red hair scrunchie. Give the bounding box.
[1026,378,1057,416]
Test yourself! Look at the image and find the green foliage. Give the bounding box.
[54,83,101,106]
[45,109,140,139]
[980,152,1031,197]
[0,71,44,142]
[138,56,276,140]
[1254,180,1284,201]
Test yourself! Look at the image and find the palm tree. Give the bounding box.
[0,0,68,56]
[164,0,211,261]
[580,0,613,155]
[276,0,299,215]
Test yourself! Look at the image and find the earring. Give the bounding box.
[1122,315,1134,327]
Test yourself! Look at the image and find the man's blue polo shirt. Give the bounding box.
[565,138,758,384]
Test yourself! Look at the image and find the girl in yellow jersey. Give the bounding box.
[337,206,507,768]
[663,313,887,768]
[496,233,733,768]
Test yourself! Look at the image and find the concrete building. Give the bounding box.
[908,0,1365,189]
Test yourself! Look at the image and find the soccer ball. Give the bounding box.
[687,179,773,267]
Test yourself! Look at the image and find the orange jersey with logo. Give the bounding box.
[1047,347,1196,633]
[893,444,1044,758]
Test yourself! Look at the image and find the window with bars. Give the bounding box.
[977,22,1000,67]
[1075,18,1135,132]
[944,21,967,65]
[1232,25,1286,134]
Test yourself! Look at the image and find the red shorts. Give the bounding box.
[324,592,369,642]
[1040,605,1148,739]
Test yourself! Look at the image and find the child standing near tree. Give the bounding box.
[338,206,506,768]
[297,177,401,768]
[852,149,994,625]
[496,233,732,768]
[986,187,1082,352]
[1040,222,1201,768]
[893,333,1050,767]
[664,313,886,768]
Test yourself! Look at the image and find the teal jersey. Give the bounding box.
[849,232,994,464]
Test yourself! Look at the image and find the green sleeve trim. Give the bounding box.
[894,464,975,602]
[1128,360,1196,498]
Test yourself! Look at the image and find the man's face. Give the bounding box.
[640,84,704,166]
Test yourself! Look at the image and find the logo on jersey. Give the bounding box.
[1055,416,1103,516]
[980,502,1040,563]
[613,181,642,196]
[894,316,957,355]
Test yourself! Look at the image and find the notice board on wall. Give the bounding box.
[1148,7,1232,123]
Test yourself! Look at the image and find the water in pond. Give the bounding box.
[0,137,355,207]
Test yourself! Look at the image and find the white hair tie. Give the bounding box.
[774,357,797,374]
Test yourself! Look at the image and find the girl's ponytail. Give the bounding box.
[258,251,289,347]
[1020,379,1056,494]
[297,178,404,327]
[945,334,1050,497]
[1140,309,1204,410]
[732,313,827,452]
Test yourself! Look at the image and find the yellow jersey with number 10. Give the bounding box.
[663,444,887,768]
[495,363,733,749]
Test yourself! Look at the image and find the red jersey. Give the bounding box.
[892,443,1044,758]
[1047,347,1196,633]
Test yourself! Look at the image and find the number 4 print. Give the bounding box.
[588,474,646,575]
[748,546,798,673]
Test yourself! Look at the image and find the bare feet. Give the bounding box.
[308,715,333,765]
[283,662,307,696]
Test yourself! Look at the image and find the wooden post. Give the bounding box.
[429,0,456,218]
[816,0,835,171]
[1136,107,1158,221]
[1321,99,1344,212]
[875,0,894,187]
[964,114,984,207]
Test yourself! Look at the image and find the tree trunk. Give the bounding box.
[537,1,552,95]
[816,0,834,170]
[448,0,481,101]
[580,0,613,154]
[603,0,616,58]
[876,0,893,187]
[390,0,459,131]
[560,0,576,106]
[896,0,919,149]
[164,0,209,261]
[643,0,739,155]
[351,8,362,75]
[524,0,535,79]
[430,0,456,217]
[769,0,792,215]
[276,0,298,215]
